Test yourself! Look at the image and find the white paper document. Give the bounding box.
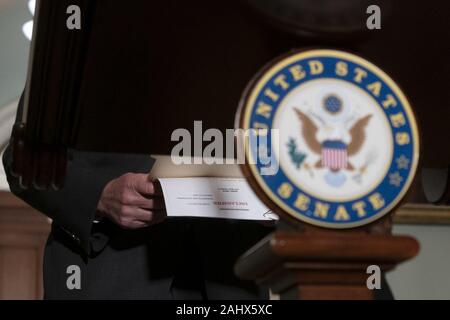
[158,177,278,221]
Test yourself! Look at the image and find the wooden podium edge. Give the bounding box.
[235,232,419,279]
[235,231,419,299]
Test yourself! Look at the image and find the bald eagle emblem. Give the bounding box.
[290,94,373,187]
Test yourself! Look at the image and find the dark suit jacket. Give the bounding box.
[3,95,273,299]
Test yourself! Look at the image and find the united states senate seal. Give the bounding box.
[237,49,419,228]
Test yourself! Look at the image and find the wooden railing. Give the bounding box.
[0,191,50,300]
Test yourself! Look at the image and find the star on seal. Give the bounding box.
[396,155,410,170]
[389,172,404,187]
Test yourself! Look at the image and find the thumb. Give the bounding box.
[133,174,157,195]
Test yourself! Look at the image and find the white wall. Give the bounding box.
[0,1,30,190]
[388,224,450,299]
[0,0,30,107]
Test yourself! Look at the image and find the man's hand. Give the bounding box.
[96,173,166,229]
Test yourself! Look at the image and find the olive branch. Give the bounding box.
[287,138,307,169]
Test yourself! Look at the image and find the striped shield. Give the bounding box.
[321,140,348,170]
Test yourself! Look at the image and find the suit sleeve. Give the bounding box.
[2,95,154,254]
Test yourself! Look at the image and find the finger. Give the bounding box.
[152,181,164,196]
[145,210,167,226]
[122,220,150,230]
[133,176,155,194]
[130,207,155,222]
[112,211,150,229]
[125,192,165,208]
[138,197,166,210]
[134,178,164,196]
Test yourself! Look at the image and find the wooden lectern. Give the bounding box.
[233,48,420,300]
[235,220,419,300]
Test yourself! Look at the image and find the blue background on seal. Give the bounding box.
[248,56,415,225]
